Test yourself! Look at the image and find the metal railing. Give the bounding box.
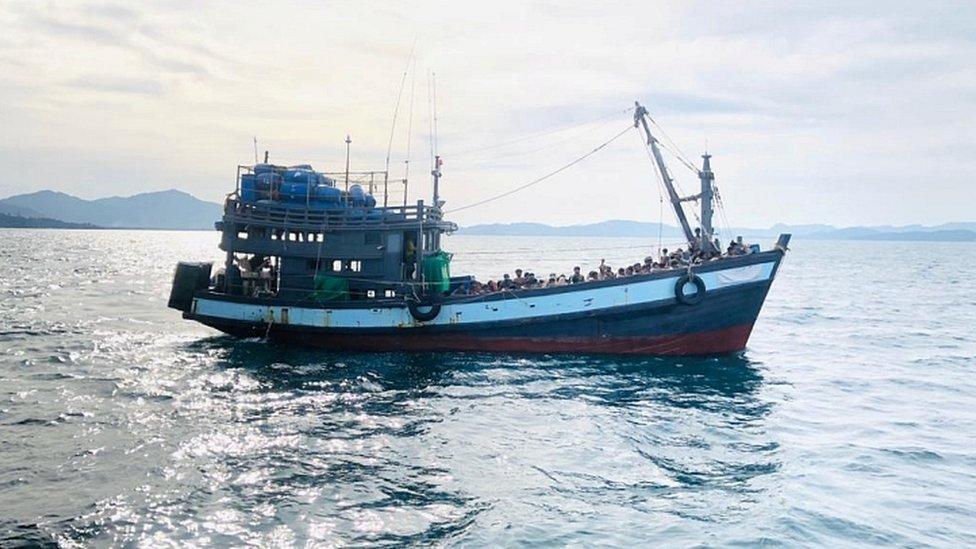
[222,197,455,232]
[235,166,410,209]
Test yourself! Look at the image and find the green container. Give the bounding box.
[422,251,452,295]
[311,273,350,301]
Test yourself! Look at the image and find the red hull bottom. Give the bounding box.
[258,323,756,356]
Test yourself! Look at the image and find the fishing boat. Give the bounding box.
[168,102,789,355]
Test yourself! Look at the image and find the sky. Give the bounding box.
[0,1,974,228]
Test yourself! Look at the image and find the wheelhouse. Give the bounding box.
[214,163,456,304]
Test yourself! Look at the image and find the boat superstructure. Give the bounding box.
[168,102,790,355]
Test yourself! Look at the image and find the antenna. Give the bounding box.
[384,43,415,201]
[253,137,259,164]
[427,70,435,172]
[402,57,417,208]
[344,135,352,192]
[428,71,441,207]
[431,71,438,160]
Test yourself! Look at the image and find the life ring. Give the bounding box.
[407,299,441,322]
[674,273,706,305]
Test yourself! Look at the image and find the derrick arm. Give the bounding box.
[634,102,695,245]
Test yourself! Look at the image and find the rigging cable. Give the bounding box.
[658,176,664,255]
[646,114,700,175]
[431,71,439,165]
[714,183,734,242]
[427,71,435,172]
[402,56,417,203]
[443,123,634,214]
[634,130,668,255]
[634,129,701,229]
[458,116,621,166]
[384,42,416,182]
[446,106,634,158]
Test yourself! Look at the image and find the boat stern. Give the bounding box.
[168,262,213,314]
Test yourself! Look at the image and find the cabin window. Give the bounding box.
[384,289,396,298]
[332,259,342,271]
[367,290,376,298]
[349,260,362,272]
[271,232,278,240]
[288,232,297,242]
[237,231,248,240]
[316,233,325,243]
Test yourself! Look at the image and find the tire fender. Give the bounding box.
[674,273,706,305]
[407,299,441,322]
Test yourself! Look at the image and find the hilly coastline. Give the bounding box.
[0,189,221,230]
[459,220,976,242]
[1,190,973,241]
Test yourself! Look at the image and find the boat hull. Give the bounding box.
[183,251,784,356]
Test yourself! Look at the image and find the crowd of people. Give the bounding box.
[451,235,757,296]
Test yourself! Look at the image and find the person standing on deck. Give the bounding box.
[404,235,416,278]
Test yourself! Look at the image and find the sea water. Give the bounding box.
[1,230,974,546]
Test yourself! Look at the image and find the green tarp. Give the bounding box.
[311,273,350,301]
[422,251,452,294]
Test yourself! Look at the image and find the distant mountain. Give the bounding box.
[460,219,976,242]
[2,189,972,241]
[0,213,100,229]
[0,190,221,229]
[0,201,44,218]
[808,228,976,242]
[459,220,684,238]
[459,220,818,238]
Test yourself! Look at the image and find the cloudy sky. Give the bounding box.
[1,1,973,228]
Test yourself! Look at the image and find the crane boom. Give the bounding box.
[634,102,695,245]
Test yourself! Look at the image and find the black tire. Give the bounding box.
[674,273,706,305]
[407,299,441,322]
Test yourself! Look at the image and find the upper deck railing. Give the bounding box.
[222,196,456,232]
[235,165,412,209]
[226,164,456,232]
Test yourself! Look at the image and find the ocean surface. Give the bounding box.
[1,230,974,547]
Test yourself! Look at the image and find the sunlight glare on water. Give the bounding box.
[1,230,974,546]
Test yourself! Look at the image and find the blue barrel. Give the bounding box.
[283,169,317,185]
[311,184,341,203]
[253,163,278,175]
[288,164,314,171]
[348,184,366,207]
[365,194,376,208]
[256,173,282,201]
[279,181,311,203]
[240,174,258,203]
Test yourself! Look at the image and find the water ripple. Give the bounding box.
[1,231,975,545]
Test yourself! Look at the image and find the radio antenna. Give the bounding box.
[384,42,415,188]
[344,135,352,192]
[403,56,417,206]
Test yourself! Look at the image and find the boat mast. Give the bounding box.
[432,156,441,207]
[698,153,716,254]
[634,102,695,245]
